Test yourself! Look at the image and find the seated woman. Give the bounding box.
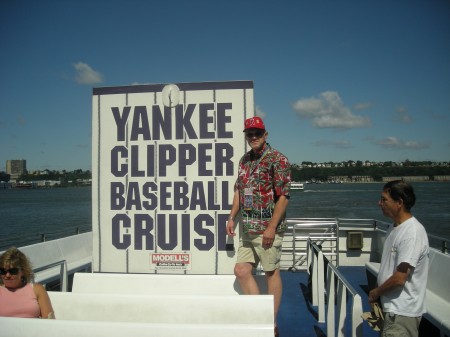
[0,247,55,318]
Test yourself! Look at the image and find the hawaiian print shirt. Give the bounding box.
[236,143,291,234]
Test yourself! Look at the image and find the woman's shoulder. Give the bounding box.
[32,283,47,296]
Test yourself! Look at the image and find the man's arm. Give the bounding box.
[226,189,240,237]
[368,262,412,303]
[263,195,289,248]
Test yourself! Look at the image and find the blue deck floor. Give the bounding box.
[277,267,379,337]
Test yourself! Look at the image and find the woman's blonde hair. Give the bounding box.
[0,247,34,285]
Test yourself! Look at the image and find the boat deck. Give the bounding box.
[278,267,377,337]
[3,221,449,336]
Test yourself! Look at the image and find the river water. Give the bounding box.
[1,182,449,251]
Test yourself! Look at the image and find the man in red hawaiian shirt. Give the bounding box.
[226,116,291,337]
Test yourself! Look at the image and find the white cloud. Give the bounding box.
[394,106,412,124]
[353,102,372,110]
[73,62,103,85]
[376,136,430,150]
[255,105,267,118]
[292,91,371,129]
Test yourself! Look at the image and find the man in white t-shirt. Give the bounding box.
[369,180,429,337]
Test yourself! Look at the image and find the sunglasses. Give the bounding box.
[0,268,20,275]
[245,130,265,138]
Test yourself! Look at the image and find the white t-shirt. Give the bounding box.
[377,216,429,316]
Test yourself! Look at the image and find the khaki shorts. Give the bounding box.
[236,233,284,271]
[382,312,421,337]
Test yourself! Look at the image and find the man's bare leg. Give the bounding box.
[234,262,260,294]
[266,268,282,331]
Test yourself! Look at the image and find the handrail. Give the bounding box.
[427,233,449,254]
[1,225,91,252]
[288,218,338,271]
[308,239,363,337]
[307,239,325,319]
[287,218,338,228]
[33,259,68,292]
[326,261,363,337]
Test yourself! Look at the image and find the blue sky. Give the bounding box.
[1,0,449,172]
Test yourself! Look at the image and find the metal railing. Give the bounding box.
[33,259,69,292]
[282,217,449,272]
[0,225,91,252]
[308,239,363,337]
[428,233,449,254]
[284,218,338,271]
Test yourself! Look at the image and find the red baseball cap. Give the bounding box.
[243,116,266,131]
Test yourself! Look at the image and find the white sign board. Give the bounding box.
[92,81,254,274]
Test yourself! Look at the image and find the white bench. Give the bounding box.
[1,270,275,337]
[72,272,268,295]
[47,291,274,324]
[425,250,450,337]
[365,249,450,337]
[0,317,274,337]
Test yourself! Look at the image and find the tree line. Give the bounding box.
[292,165,450,182]
[14,169,92,186]
[4,165,450,185]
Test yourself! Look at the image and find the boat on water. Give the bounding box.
[1,218,449,337]
[14,182,36,189]
[2,82,449,336]
[291,182,304,190]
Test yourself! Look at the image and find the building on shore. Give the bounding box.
[35,180,61,187]
[351,176,374,183]
[6,159,27,182]
[433,176,450,182]
[382,176,430,182]
[327,176,350,183]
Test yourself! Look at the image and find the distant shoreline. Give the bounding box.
[2,180,449,190]
[302,180,450,184]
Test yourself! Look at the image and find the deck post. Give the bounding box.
[326,265,336,337]
[317,249,325,323]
